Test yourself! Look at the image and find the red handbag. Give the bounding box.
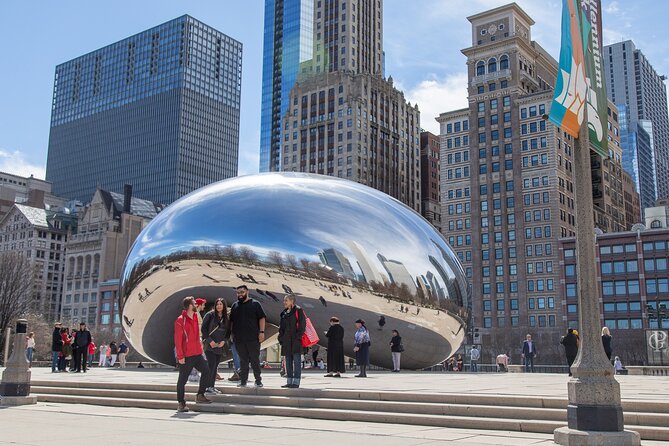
[296,308,319,348]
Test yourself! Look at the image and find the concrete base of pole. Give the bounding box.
[554,427,640,445]
[0,395,37,406]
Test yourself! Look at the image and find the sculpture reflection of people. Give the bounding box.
[174,296,211,412]
[201,298,229,395]
[278,295,305,388]
[230,285,267,388]
[324,317,345,377]
[353,319,371,378]
[390,329,402,372]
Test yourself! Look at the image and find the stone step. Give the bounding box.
[32,385,669,428]
[31,380,669,414]
[33,392,669,441]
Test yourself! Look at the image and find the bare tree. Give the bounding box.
[267,251,284,269]
[0,252,33,363]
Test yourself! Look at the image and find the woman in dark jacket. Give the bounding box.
[353,319,370,377]
[560,328,579,376]
[201,298,229,394]
[324,316,345,377]
[390,330,402,372]
[278,295,306,388]
[601,326,613,360]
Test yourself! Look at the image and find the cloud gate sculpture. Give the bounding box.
[120,173,470,369]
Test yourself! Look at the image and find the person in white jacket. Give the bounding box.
[98,344,108,367]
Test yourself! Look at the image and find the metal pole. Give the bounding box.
[555,110,638,444]
[3,327,11,367]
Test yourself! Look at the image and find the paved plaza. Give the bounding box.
[1,368,668,445]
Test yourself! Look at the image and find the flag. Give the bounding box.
[549,0,608,158]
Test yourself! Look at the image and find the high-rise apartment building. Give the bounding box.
[280,0,421,210]
[622,170,642,229]
[438,4,581,361]
[46,16,242,204]
[605,40,669,200]
[420,131,441,231]
[0,204,77,320]
[260,0,314,172]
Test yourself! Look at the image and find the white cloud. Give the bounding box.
[0,148,46,179]
[605,1,620,14]
[405,73,470,134]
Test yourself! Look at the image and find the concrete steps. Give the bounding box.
[30,380,669,441]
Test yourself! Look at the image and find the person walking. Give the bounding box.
[174,296,212,412]
[602,326,613,360]
[470,345,480,373]
[88,338,96,368]
[109,341,118,367]
[201,298,229,395]
[25,332,35,368]
[324,317,345,377]
[74,323,92,372]
[229,285,267,388]
[560,328,579,376]
[118,341,129,368]
[98,343,107,367]
[51,322,63,373]
[390,329,402,372]
[521,334,538,372]
[353,319,370,377]
[278,295,306,388]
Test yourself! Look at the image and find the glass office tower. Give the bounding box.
[259,0,313,172]
[46,15,242,204]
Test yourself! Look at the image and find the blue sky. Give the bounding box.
[1,0,667,180]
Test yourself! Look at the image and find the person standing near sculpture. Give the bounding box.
[118,340,129,368]
[74,323,92,372]
[201,298,229,394]
[601,326,613,361]
[353,319,370,377]
[278,295,305,388]
[51,322,63,373]
[229,285,267,388]
[560,328,579,376]
[469,345,480,373]
[25,332,35,368]
[521,334,537,373]
[389,329,402,372]
[174,296,211,412]
[324,317,345,377]
[88,338,96,368]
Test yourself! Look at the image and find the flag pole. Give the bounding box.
[554,105,639,445]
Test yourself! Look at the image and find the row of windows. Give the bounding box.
[479,143,512,158]
[481,214,516,227]
[444,119,469,134]
[478,128,512,143]
[479,159,514,174]
[476,79,509,94]
[482,315,557,328]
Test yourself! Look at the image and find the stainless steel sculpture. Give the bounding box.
[120,173,470,369]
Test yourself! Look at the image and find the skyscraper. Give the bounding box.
[420,131,442,231]
[438,3,576,359]
[260,0,314,172]
[605,40,669,201]
[618,103,657,211]
[280,0,421,211]
[46,16,242,204]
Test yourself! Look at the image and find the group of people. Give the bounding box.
[560,326,625,374]
[49,321,128,372]
[174,285,406,413]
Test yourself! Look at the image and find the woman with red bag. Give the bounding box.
[279,295,306,388]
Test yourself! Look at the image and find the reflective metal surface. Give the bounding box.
[120,173,470,369]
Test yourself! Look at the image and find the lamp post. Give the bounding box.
[552,114,639,445]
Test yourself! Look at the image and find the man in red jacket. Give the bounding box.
[174,296,211,412]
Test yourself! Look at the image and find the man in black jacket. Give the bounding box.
[74,323,92,372]
[51,322,63,373]
[560,328,579,376]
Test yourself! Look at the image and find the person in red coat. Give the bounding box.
[174,296,211,412]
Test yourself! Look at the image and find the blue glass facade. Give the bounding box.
[259,0,313,172]
[46,15,242,204]
[618,104,657,211]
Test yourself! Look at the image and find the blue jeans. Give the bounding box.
[470,360,478,372]
[231,342,240,371]
[51,351,59,371]
[26,347,34,364]
[285,352,302,386]
[524,355,535,372]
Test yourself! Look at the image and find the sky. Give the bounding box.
[1,0,667,180]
